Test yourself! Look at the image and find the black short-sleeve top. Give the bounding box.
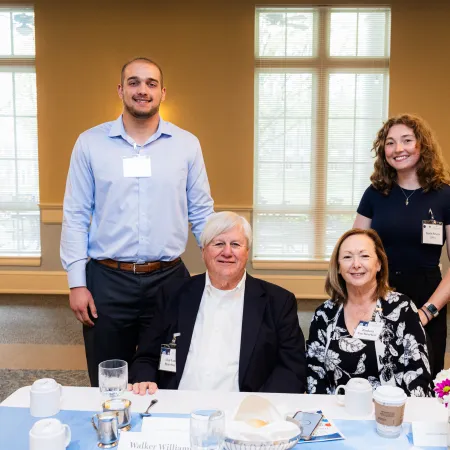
[357,184,450,270]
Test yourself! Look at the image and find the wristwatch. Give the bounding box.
[424,303,439,318]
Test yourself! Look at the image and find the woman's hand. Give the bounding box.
[127,382,158,396]
[418,308,430,326]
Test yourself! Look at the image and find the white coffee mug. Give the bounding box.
[29,418,71,450]
[335,377,373,416]
[30,378,62,417]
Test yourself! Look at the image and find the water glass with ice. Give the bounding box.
[98,359,128,399]
[190,409,225,450]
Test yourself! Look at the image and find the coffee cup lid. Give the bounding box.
[30,418,63,436]
[373,385,407,405]
[31,378,58,392]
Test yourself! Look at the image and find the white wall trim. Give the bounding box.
[39,203,63,224]
[0,270,327,299]
[252,260,329,270]
[0,257,41,267]
[39,203,254,224]
[38,204,332,272]
[0,271,69,294]
[215,204,253,212]
[251,274,327,299]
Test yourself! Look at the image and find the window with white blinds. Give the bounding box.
[0,7,40,257]
[254,7,390,263]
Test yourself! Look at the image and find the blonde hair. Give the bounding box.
[370,114,450,195]
[200,212,252,248]
[325,228,390,304]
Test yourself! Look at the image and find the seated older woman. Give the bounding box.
[306,228,432,396]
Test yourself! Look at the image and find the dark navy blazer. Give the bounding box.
[129,273,306,393]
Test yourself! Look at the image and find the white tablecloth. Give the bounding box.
[1,386,446,423]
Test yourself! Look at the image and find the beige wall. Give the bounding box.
[1,0,450,294]
[27,0,450,206]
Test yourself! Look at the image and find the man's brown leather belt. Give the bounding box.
[96,258,181,274]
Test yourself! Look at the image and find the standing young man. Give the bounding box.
[61,57,214,386]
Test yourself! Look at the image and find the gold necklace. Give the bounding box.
[398,185,418,206]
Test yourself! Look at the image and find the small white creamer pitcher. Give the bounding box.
[335,377,373,416]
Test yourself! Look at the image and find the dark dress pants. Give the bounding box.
[389,267,446,378]
[83,259,190,386]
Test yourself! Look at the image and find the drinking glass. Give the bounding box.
[190,409,225,450]
[98,359,128,399]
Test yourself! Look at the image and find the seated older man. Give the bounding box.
[128,211,306,394]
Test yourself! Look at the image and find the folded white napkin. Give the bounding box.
[226,395,300,442]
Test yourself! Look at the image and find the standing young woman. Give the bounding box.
[354,114,450,376]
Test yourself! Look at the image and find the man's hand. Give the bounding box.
[69,286,98,327]
[127,382,158,396]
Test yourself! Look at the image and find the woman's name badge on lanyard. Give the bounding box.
[159,333,180,373]
[123,155,152,178]
[353,321,383,341]
[422,209,443,245]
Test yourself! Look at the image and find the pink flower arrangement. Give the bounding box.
[433,369,450,405]
[434,379,450,399]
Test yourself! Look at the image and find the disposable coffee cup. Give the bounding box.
[373,385,407,438]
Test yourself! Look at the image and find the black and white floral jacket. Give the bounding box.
[306,291,433,397]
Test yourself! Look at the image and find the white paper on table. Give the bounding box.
[118,431,190,450]
[141,417,190,434]
[412,421,447,447]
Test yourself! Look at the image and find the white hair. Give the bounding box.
[200,211,252,248]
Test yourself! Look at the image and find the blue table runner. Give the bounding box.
[0,406,445,450]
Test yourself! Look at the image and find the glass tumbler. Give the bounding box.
[98,359,128,399]
[190,409,225,450]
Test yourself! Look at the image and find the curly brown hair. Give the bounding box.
[325,228,391,304]
[370,114,450,195]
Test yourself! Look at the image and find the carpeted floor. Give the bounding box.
[0,295,83,345]
[0,369,90,403]
[0,295,88,402]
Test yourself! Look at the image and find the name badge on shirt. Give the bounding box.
[159,333,180,373]
[123,155,152,178]
[422,221,443,245]
[159,345,176,372]
[353,321,383,341]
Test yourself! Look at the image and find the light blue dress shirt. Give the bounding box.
[60,116,214,288]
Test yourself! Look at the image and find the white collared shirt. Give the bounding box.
[178,271,246,391]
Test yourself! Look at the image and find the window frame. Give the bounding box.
[253,6,390,268]
[0,6,40,262]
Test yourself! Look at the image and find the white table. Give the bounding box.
[1,386,447,423]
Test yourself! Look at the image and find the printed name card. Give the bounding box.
[119,418,191,450]
[118,434,190,450]
[118,432,190,450]
[412,421,447,447]
[141,417,190,434]
[118,417,191,450]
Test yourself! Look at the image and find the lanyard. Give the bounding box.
[170,332,180,347]
[429,208,436,223]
